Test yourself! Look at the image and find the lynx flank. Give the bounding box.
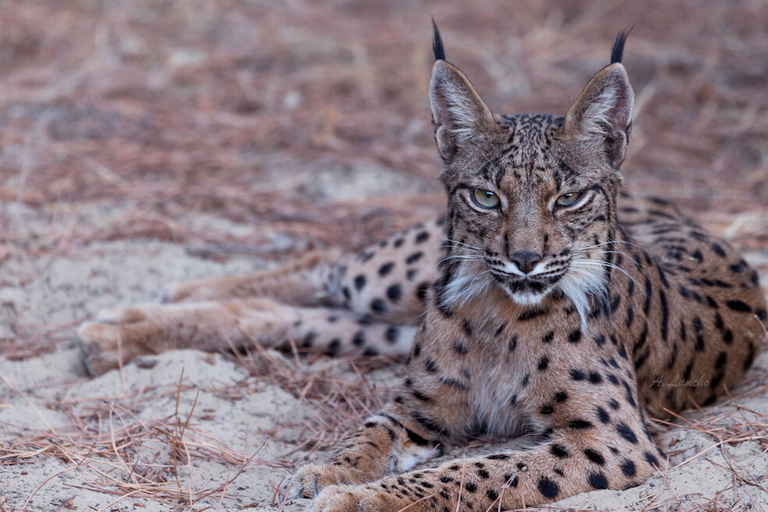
[79,27,766,511]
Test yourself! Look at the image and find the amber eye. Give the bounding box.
[556,192,581,207]
[472,189,500,209]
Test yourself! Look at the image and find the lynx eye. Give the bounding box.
[556,192,581,207]
[472,189,500,209]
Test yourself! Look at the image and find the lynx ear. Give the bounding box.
[429,60,496,163]
[564,63,634,169]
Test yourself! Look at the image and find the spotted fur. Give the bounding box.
[77,27,766,511]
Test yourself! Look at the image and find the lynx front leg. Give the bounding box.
[78,299,417,375]
[309,425,660,512]
[164,249,342,305]
[300,385,661,512]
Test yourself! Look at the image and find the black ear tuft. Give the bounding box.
[610,27,633,64]
[432,19,446,62]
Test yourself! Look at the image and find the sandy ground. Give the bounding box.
[1,178,767,512]
[1,2,768,509]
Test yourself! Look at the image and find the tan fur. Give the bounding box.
[78,33,767,512]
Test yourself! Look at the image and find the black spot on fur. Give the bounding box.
[620,459,636,477]
[596,406,610,424]
[659,289,669,341]
[416,282,430,303]
[406,252,424,264]
[616,422,638,443]
[519,307,548,321]
[622,380,637,408]
[744,342,756,371]
[385,326,399,344]
[644,277,653,315]
[538,356,550,371]
[568,329,582,343]
[379,262,395,277]
[370,298,387,313]
[584,448,605,465]
[551,444,570,458]
[644,451,660,468]
[453,340,468,355]
[588,471,609,490]
[537,476,559,499]
[569,419,593,430]
[352,331,366,346]
[570,368,586,381]
[387,284,402,302]
[726,300,751,313]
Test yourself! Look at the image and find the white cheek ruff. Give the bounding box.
[440,261,495,309]
[557,258,610,330]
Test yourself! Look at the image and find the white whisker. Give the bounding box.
[441,238,485,253]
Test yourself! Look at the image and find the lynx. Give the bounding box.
[79,27,766,511]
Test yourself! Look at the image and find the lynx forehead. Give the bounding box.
[77,23,766,512]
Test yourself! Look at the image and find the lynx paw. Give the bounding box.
[287,464,368,500]
[78,307,162,376]
[311,484,414,512]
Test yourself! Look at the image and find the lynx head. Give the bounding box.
[429,24,634,326]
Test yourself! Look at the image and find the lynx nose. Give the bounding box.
[510,252,542,274]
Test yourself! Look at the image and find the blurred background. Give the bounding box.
[1,0,767,261]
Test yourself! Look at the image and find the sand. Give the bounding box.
[1,191,767,512]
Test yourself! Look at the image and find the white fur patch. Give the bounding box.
[440,261,495,309]
[557,257,610,330]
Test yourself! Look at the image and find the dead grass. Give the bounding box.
[0,345,395,508]
[0,372,270,507]
[2,0,767,256]
[1,0,768,510]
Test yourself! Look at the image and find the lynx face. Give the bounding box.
[430,45,633,323]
